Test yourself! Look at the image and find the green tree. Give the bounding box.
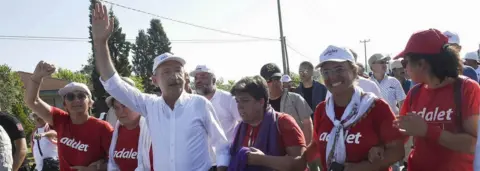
[129,76,145,93]
[52,68,91,85]
[215,78,236,92]
[0,65,34,138]
[132,19,172,93]
[88,2,133,116]
[289,72,301,87]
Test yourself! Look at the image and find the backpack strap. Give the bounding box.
[453,77,465,133]
[409,83,423,111]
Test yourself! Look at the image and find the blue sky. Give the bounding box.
[1,0,480,81]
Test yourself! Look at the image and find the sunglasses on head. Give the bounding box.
[64,92,88,101]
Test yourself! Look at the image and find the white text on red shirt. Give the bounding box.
[114,148,137,159]
[412,107,453,122]
[60,137,89,152]
[318,130,362,144]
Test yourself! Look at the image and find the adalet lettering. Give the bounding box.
[60,137,89,152]
[318,130,362,144]
[412,107,453,122]
[114,148,138,159]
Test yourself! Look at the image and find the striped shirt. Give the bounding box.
[371,75,406,115]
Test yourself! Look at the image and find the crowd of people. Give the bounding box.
[2,1,480,171]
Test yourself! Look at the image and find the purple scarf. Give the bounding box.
[228,107,282,171]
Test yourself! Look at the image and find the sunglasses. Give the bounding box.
[267,77,280,83]
[373,61,389,64]
[64,92,87,101]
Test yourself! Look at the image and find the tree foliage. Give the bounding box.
[129,76,145,93]
[0,65,34,138]
[216,78,236,92]
[52,68,91,85]
[132,19,172,93]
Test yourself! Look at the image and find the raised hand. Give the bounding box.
[91,1,114,42]
[33,61,56,79]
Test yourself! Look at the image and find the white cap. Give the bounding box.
[189,65,215,77]
[443,31,460,45]
[152,53,186,72]
[464,51,479,61]
[317,45,355,68]
[281,75,292,83]
[106,77,135,108]
[58,82,92,97]
[390,59,403,69]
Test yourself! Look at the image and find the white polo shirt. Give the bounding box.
[32,125,58,171]
[370,75,406,115]
[101,73,230,171]
[0,126,12,171]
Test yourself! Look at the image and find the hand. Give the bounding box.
[91,1,114,42]
[393,113,427,137]
[70,165,96,171]
[34,133,42,139]
[33,61,56,79]
[344,161,373,171]
[368,146,384,163]
[247,147,265,165]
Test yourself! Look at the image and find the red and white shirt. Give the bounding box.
[51,107,113,171]
[308,99,403,171]
[400,79,480,171]
[113,126,154,171]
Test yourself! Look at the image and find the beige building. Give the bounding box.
[17,71,69,109]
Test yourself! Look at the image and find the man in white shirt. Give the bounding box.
[190,65,242,169]
[91,2,230,171]
[30,113,58,171]
[368,53,406,115]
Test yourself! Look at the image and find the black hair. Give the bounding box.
[299,61,314,70]
[407,44,462,82]
[230,75,269,109]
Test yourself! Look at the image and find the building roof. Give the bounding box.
[16,71,70,91]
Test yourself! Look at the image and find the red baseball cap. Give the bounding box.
[394,28,448,59]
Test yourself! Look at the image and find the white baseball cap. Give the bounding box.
[281,75,292,83]
[189,65,215,77]
[152,53,186,72]
[317,45,355,68]
[105,77,135,108]
[464,51,479,61]
[58,82,92,97]
[390,59,403,69]
[443,31,460,45]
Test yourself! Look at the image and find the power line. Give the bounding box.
[99,0,279,41]
[0,35,276,44]
[285,41,315,61]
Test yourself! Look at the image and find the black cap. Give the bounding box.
[260,63,282,80]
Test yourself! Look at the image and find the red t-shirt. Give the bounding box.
[113,125,154,171]
[51,107,113,171]
[242,113,306,153]
[309,99,403,171]
[400,79,480,171]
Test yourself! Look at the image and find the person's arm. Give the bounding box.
[24,61,56,126]
[249,114,307,170]
[12,138,27,171]
[431,115,477,153]
[92,2,151,116]
[42,130,57,139]
[294,94,313,144]
[202,99,230,170]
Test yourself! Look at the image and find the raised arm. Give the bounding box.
[92,2,150,115]
[24,61,55,126]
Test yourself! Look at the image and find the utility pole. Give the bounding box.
[277,0,289,74]
[360,39,370,72]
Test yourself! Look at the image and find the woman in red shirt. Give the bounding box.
[105,77,153,171]
[393,28,480,171]
[247,45,405,171]
[25,61,113,171]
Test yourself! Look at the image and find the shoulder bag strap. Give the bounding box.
[454,77,464,133]
[36,130,43,157]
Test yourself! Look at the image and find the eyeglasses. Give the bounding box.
[320,67,347,78]
[64,92,87,101]
[373,61,388,65]
[267,77,280,83]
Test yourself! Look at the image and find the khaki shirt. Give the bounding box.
[280,90,313,127]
